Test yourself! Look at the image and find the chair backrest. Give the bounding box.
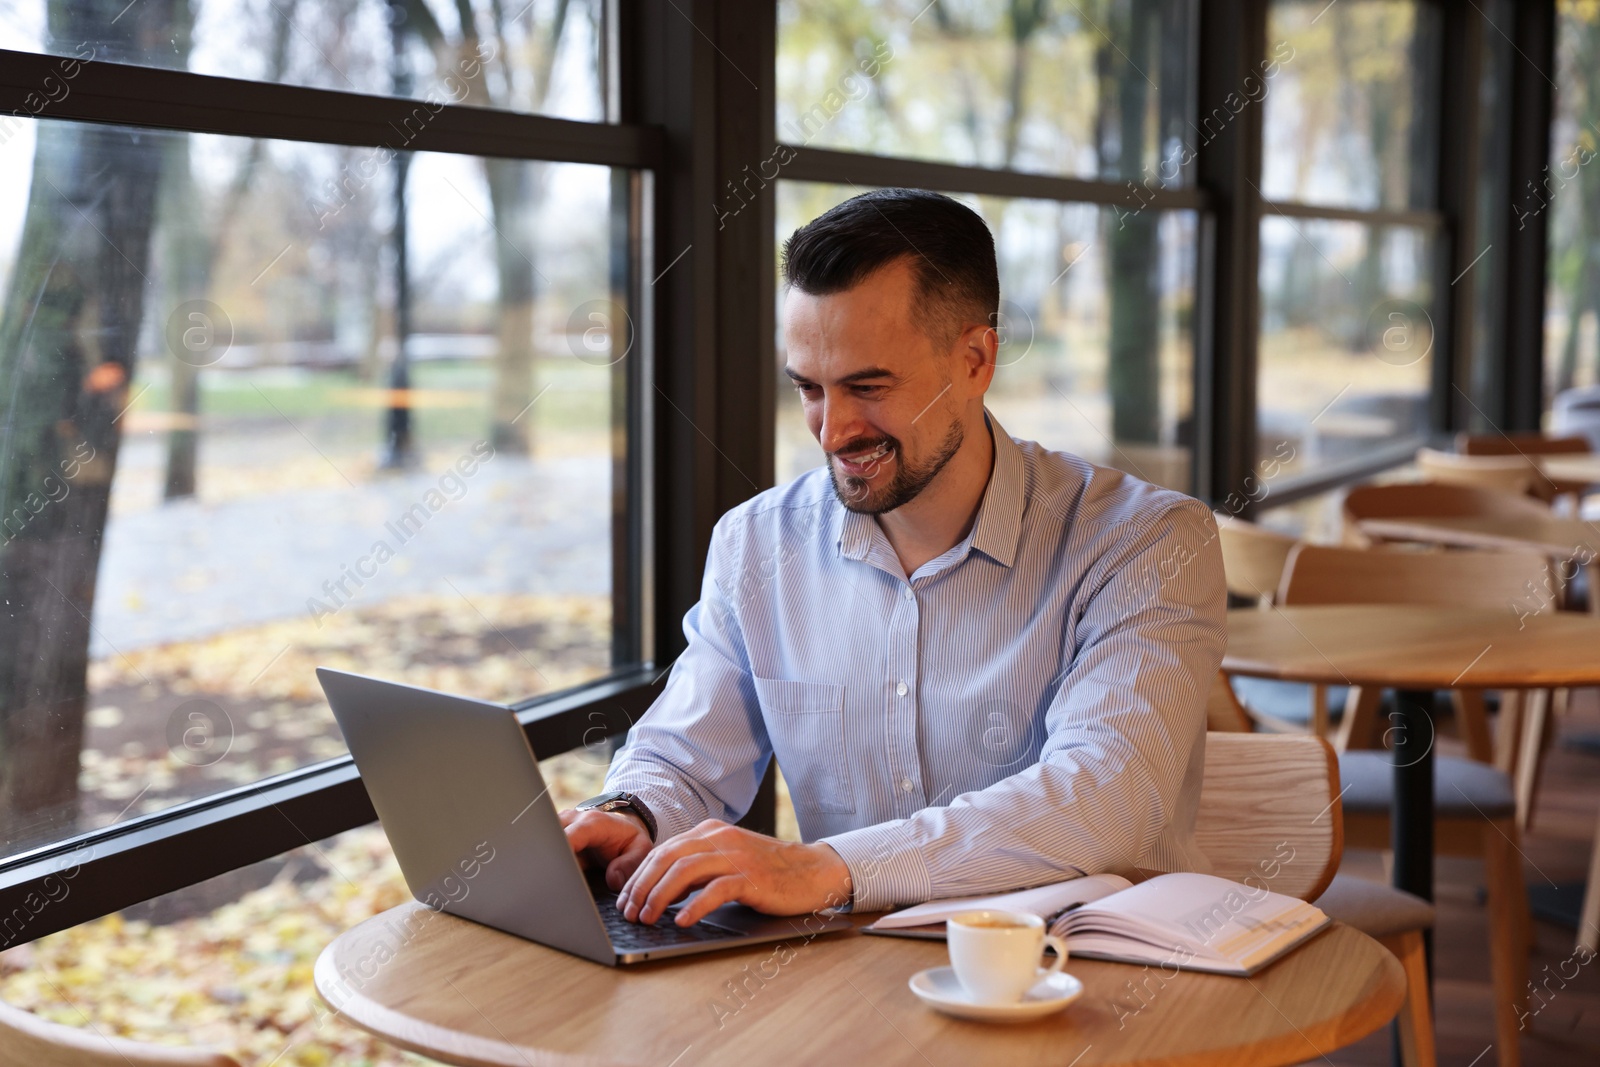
[1215,515,1297,605]
[1456,432,1591,457]
[0,998,240,1067]
[1278,542,1557,612]
[1194,733,1341,902]
[1206,671,1254,734]
[1414,447,1533,495]
[1341,481,1549,546]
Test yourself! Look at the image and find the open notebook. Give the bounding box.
[864,872,1329,977]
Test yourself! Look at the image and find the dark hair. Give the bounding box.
[781,188,999,346]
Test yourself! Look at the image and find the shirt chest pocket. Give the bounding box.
[753,676,854,815]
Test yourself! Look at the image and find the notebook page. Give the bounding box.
[1056,873,1327,971]
[867,873,1132,930]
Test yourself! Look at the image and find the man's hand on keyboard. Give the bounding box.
[616,819,852,927]
[560,808,654,891]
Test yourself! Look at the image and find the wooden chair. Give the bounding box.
[1414,447,1533,496]
[1279,543,1556,762]
[1215,517,1352,739]
[1215,513,1296,606]
[1457,431,1592,458]
[1341,481,1550,549]
[1203,681,1436,1067]
[1457,431,1593,507]
[1275,547,1538,1067]
[0,997,240,1067]
[1194,732,1342,902]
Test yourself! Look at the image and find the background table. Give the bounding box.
[1357,514,1600,615]
[316,904,1404,1067]
[1538,453,1600,487]
[1225,606,1600,912]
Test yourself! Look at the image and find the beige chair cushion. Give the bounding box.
[1314,874,1435,939]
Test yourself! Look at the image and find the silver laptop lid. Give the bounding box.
[316,667,616,964]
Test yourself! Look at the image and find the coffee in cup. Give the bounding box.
[946,909,1068,1005]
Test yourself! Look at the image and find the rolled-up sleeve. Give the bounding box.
[822,502,1226,911]
[603,527,772,842]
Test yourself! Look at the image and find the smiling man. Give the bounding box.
[561,188,1227,926]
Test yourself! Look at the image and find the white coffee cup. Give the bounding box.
[947,909,1068,1005]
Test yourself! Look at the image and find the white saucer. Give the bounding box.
[908,966,1083,1022]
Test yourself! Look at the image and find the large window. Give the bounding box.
[1254,0,1443,485]
[0,0,656,932]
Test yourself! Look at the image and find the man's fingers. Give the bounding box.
[563,810,646,873]
[619,836,707,915]
[557,808,578,828]
[604,835,654,891]
[673,875,744,927]
[635,852,734,925]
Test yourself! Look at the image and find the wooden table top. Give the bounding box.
[315,904,1404,1067]
[1538,453,1600,485]
[1358,513,1600,559]
[1225,605,1600,689]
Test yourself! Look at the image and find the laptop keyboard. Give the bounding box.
[594,893,744,950]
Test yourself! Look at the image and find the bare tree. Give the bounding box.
[399,0,585,456]
[0,0,177,839]
[161,0,299,499]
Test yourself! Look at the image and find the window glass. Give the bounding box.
[777,0,1196,184]
[776,182,1196,494]
[0,117,629,861]
[0,0,607,121]
[1261,0,1440,211]
[1545,0,1600,409]
[1256,216,1435,477]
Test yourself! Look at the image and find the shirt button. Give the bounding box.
[902,586,914,601]
[900,778,915,793]
[896,681,909,697]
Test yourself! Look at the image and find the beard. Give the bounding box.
[828,416,965,515]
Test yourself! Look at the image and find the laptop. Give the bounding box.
[316,667,851,964]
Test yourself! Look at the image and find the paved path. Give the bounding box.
[92,449,611,656]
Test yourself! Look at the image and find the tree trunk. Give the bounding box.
[160,133,205,500]
[0,0,170,838]
[162,0,292,499]
[1101,0,1163,447]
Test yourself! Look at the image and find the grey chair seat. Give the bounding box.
[1340,751,1515,819]
[1314,873,1435,939]
[1230,676,1350,725]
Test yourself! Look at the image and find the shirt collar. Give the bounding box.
[968,412,1024,568]
[834,410,1025,569]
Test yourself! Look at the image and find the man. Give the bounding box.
[561,188,1226,927]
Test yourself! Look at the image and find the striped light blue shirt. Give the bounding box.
[605,414,1227,911]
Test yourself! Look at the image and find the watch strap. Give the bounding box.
[577,791,657,841]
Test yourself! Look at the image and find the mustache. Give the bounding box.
[829,436,898,460]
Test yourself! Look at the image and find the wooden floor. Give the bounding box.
[1318,688,1600,1066]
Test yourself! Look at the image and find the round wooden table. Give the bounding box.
[1225,605,1600,907]
[315,904,1404,1067]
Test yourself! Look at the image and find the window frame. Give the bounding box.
[1203,0,1559,515]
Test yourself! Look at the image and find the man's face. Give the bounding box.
[782,259,983,514]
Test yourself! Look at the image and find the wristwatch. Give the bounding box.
[575,791,657,841]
